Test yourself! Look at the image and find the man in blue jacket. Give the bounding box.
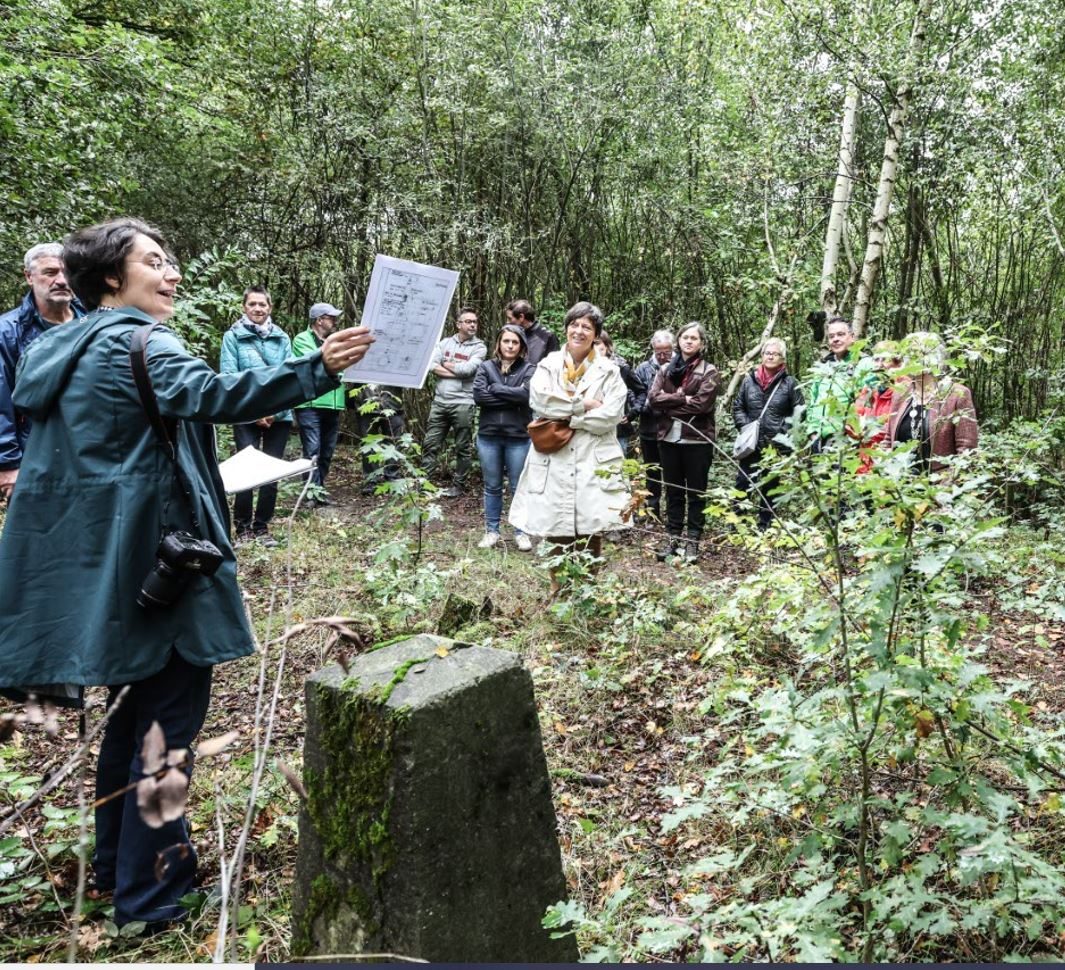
[0,242,84,500]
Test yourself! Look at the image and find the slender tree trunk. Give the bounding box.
[852,0,933,337]
[894,143,923,338]
[821,85,860,318]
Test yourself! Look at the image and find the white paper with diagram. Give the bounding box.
[342,254,460,389]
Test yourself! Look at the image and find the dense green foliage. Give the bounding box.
[3,0,1064,421]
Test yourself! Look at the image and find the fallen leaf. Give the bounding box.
[198,730,239,758]
[277,759,308,800]
[435,646,450,658]
[141,722,166,775]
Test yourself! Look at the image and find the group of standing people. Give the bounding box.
[0,221,983,937]
[426,307,979,574]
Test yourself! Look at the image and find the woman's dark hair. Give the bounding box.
[494,324,528,361]
[563,301,604,337]
[596,330,614,352]
[63,218,168,310]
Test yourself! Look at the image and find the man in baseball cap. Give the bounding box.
[292,302,347,503]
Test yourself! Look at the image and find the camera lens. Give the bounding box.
[136,560,189,609]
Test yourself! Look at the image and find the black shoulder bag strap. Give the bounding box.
[128,322,204,533]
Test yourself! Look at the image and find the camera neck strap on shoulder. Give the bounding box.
[129,322,203,533]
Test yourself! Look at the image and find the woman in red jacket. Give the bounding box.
[853,340,902,474]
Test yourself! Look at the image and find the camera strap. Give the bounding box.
[128,322,204,533]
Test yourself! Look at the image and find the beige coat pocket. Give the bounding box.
[525,454,551,494]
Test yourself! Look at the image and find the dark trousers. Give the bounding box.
[232,420,291,531]
[94,651,213,927]
[735,451,778,530]
[422,401,475,486]
[639,435,663,515]
[295,408,341,488]
[660,441,713,539]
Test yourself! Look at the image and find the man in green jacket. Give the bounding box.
[804,317,875,450]
[292,302,346,504]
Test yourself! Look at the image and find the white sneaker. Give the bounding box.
[515,533,533,552]
[478,531,501,549]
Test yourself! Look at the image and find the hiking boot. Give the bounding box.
[478,531,500,549]
[439,485,465,498]
[515,532,533,552]
[656,536,680,562]
[254,529,279,548]
[683,538,700,563]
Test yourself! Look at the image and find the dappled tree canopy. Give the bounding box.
[3,0,1064,421]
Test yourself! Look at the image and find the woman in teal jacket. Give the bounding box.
[219,286,294,543]
[0,217,372,929]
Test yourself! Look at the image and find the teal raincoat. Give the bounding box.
[0,307,338,688]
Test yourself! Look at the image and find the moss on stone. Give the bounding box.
[369,632,416,652]
[305,679,397,875]
[371,655,432,704]
[291,872,379,957]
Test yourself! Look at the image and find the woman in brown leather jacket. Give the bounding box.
[648,322,720,562]
[887,331,978,473]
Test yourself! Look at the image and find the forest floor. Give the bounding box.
[1,445,1064,962]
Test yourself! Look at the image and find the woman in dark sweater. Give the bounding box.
[732,337,804,530]
[472,324,537,550]
[648,322,720,562]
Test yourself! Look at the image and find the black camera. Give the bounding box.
[137,531,224,609]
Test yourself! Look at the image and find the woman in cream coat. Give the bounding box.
[509,302,630,593]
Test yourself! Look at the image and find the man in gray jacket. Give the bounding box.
[422,307,486,496]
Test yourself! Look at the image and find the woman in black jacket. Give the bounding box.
[732,337,804,530]
[472,324,537,550]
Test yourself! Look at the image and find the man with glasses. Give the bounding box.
[421,307,486,497]
[804,317,874,451]
[0,242,85,500]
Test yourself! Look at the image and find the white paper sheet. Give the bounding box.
[342,254,460,388]
[218,445,314,494]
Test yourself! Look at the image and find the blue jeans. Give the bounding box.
[476,434,530,533]
[296,408,341,488]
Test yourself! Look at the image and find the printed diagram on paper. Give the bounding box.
[343,255,460,389]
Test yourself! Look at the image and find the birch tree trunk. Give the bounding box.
[851,0,934,337]
[820,85,860,318]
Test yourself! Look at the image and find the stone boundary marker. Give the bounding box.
[292,634,579,962]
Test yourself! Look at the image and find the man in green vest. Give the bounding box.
[292,303,347,504]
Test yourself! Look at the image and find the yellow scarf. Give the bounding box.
[563,347,596,396]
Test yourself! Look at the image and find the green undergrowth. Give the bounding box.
[4,433,1065,961]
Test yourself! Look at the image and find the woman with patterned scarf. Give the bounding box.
[648,321,720,562]
[509,301,630,596]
